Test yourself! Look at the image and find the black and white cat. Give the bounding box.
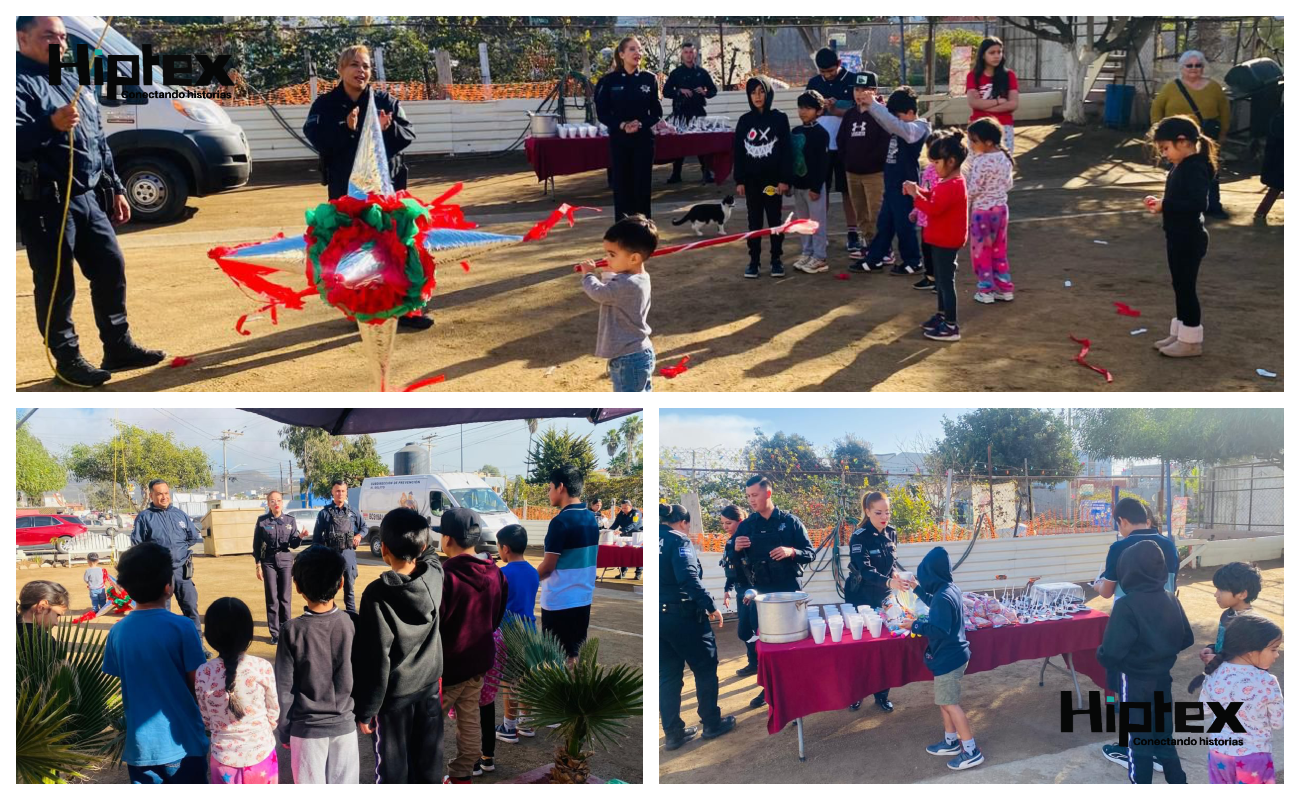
[671,196,735,236]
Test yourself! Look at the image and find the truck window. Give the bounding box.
[429,491,445,512]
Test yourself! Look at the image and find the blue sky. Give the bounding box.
[20,409,639,480]
[660,408,978,454]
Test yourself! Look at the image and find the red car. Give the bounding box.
[17,510,87,551]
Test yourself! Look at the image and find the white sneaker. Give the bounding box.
[791,255,813,271]
[993,291,1014,301]
[974,292,995,304]
[795,258,828,274]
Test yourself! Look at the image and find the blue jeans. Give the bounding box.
[127,755,207,784]
[608,347,655,392]
[865,182,921,267]
[89,588,107,613]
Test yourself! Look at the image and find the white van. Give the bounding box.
[359,474,521,557]
[56,16,252,222]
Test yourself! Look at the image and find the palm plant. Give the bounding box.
[603,429,622,459]
[500,617,643,783]
[16,620,125,783]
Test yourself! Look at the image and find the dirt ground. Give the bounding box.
[659,559,1284,784]
[18,547,644,784]
[15,123,1282,392]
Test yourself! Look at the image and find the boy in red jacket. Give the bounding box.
[435,508,507,783]
[905,131,970,342]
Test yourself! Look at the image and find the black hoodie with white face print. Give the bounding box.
[733,75,794,188]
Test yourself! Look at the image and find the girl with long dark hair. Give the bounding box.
[965,37,1019,153]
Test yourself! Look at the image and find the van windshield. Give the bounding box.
[450,488,511,515]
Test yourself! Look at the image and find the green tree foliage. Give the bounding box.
[829,434,885,486]
[1075,409,1284,465]
[65,422,212,510]
[279,426,389,497]
[479,464,502,476]
[527,427,598,484]
[16,428,66,504]
[605,415,644,477]
[933,408,1080,480]
[885,482,935,536]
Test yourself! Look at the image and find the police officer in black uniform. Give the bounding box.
[733,475,815,708]
[253,489,301,645]
[718,503,760,676]
[659,503,736,750]
[131,479,200,634]
[303,44,431,330]
[16,16,165,387]
[662,42,718,184]
[844,489,915,712]
[610,499,643,580]
[312,479,366,613]
[594,36,663,221]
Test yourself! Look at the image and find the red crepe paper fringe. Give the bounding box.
[1114,302,1142,317]
[523,204,602,242]
[403,375,447,391]
[1070,334,1113,383]
[835,272,851,280]
[660,355,691,379]
[169,356,194,368]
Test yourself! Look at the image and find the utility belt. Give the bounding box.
[17,160,110,211]
[660,599,703,620]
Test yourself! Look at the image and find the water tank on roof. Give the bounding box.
[394,443,429,476]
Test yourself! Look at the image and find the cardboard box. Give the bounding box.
[201,507,264,557]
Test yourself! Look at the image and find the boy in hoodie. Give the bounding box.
[791,91,830,274]
[856,87,930,276]
[436,507,507,783]
[837,73,889,261]
[352,507,446,784]
[901,547,982,771]
[1095,540,1194,784]
[734,75,794,279]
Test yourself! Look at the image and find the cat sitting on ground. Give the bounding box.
[672,196,735,236]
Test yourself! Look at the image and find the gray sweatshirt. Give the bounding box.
[582,271,652,359]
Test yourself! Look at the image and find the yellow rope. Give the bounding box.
[42,16,115,388]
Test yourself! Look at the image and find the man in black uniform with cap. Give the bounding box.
[660,503,735,750]
[732,475,815,708]
[313,479,366,613]
[252,489,301,645]
[16,16,165,387]
[131,479,201,634]
[662,42,718,184]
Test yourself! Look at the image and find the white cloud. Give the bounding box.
[660,414,765,452]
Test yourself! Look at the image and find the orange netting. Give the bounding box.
[219,78,590,106]
[510,506,561,522]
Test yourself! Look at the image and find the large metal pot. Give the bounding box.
[527,112,560,138]
[754,591,811,643]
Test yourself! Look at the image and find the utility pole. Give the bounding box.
[460,424,464,472]
[420,433,437,464]
[217,430,243,499]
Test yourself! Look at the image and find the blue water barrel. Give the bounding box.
[1104,84,1136,128]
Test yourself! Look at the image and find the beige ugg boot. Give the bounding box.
[1154,318,1180,349]
[1159,324,1203,357]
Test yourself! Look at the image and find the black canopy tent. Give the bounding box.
[241,408,640,435]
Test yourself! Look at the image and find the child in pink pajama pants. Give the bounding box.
[964,120,1015,301]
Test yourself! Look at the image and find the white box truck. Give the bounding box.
[56,16,252,222]
[359,473,521,557]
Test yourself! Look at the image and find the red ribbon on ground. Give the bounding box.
[835,272,851,281]
[169,356,194,368]
[1070,335,1113,383]
[660,355,691,378]
[403,375,447,392]
[1114,302,1142,317]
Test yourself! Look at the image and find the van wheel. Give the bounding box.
[121,158,188,223]
[369,534,383,558]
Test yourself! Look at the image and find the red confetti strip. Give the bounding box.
[523,204,602,242]
[235,314,251,336]
[1070,335,1113,383]
[169,356,193,368]
[461,261,471,272]
[660,355,691,379]
[835,272,851,281]
[403,375,447,392]
[1114,302,1142,317]
[69,610,98,624]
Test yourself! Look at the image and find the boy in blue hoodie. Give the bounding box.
[901,546,982,770]
[855,87,930,275]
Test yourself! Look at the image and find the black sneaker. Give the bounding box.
[666,173,683,185]
[55,353,111,387]
[744,263,760,279]
[748,690,767,708]
[100,340,166,372]
[889,264,912,276]
[664,726,699,751]
[472,757,494,776]
[924,322,961,341]
[921,313,945,331]
[913,276,936,290]
[770,261,786,278]
[846,230,861,252]
[398,312,434,330]
[734,663,758,677]
[702,716,737,740]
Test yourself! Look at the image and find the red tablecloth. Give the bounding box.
[757,609,1110,734]
[597,544,643,569]
[524,131,734,185]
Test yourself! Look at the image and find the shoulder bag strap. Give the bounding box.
[1173,79,1206,126]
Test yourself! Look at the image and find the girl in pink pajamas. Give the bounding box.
[964,119,1015,303]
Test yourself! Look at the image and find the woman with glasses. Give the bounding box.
[1151,50,1230,217]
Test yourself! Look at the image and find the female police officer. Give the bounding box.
[719,503,759,677]
[660,503,735,750]
[844,490,916,712]
[595,37,663,221]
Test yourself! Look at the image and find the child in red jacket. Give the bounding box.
[904,131,969,341]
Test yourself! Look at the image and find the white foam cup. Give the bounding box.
[848,614,864,639]
[809,618,827,643]
[866,615,883,638]
[827,617,844,642]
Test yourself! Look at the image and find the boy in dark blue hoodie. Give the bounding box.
[855,87,930,275]
[733,75,794,279]
[901,546,982,770]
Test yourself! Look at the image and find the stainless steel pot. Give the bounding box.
[527,112,560,137]
[754,591,811,643]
